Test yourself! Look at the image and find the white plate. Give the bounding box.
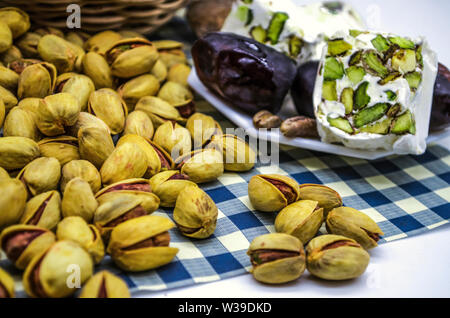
[188,69,450,160]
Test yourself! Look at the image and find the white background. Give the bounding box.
[142,0,450,298]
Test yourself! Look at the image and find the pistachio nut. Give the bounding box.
[167,63,191,86]
[0,45,22,65]
[16,97,40,122]
[106,38,159,78]
[153,121,192,158]
[38,136,80,166]
[0,99,4,129]
[123,110,154,140]
[67,112,111,138]
[62,178,98,223]
[0,65,19,91]
[0,178,27,230]
[326,206,384,250]
[3,106,40,141]
[0,267,14,298]
[306,234,370,280]
[275,200,324,244]
[209,134,256,172]
[186,113,223,148]
[79,271,130,298]
[55,73,95,112]
[18,61,57,99]
[95,178,153,202]
[0,166,9,180]
[248,233,306,284]
[37,34,78,73]
[15,32,41,58]
[36,93,81,136]
[119,30,145,39]
[149,171,198,207]
[175,148,224,184]
[0,85,18,111]
[135,96,183,128]
[65,31,90,48]
[17,157,61,197]
[248,174,300,212]
[84,30,122,55]
[23,240,93,298]
[82,52,114,89]
[0,136,40,171]
[298,184,343,216]
[0,22,13,53]
[77,126,114,169]
[34,26,64,38]
[56,216,104,264]
[151,59,168,83]
[173,186,218,239]
[118,74,160,112]
[88,88,127,134]
[154,40,187,68]
[157,81,195,118]
[0,224,56,270]
[61,159,101,193]
[20,190,61,230]
[0,7,30,38]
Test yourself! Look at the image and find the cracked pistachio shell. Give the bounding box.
[0,65,19,91]
[100,143,148,186]
[209,134,256,172]
[65,31,90,48]
[82,52,114,89]
[17,97,40,122]
[326,206,384,250]
[186,113,223,148]
[0,46,21,66]
[248,233,306,284]
[20,190,61,230]
[175,149,224,184]
[106,38,159,78]
[95,178,151,200]
[18,62,56,99]
[0,22,13,53]
[158,81,193,107]
[37,35,78,73]
[167,63,191,86]
[55,73,95,112]
[37,93,81,136]
[61,160,101,193]
[38,136,80,166]
[0,85,18,111]
[88,88,127,134]
[298,184,342,216]
[78,126,114,169]
[154,40,187,69]
[34,26,64,38]
[0,178,27,230]
[248,174,300,212]
[0,136,40,171]
[118,74,160,112]
[173,186,218,239]
[0,99,4,128]
[123,110,154,140]
[306,234,370,280]
[56,216,104,264]
[67,112,111,138]
[17,157,61,197]
[3,106,40,141]
[62,178,98,223]
[153,121,192,158]
[0,7,29,39]
[149,171,198,207]
[84,30,122,55]
[107,215,178,272]
[275,200,324,245]
[16,32,41,58]
[0,224,55,270]
[119,30,145,39]
[23,240,93,298]
[135,96,183,128]
[0,166,9,179]
[151,59,167,83]
[80,271,130,298]
[0,267,14,298]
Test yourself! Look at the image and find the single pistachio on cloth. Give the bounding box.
[107,215,179,272]
[67,111,111,138]
[154,40,187,69]
[56,216,104,264]
[17,61,56,99]
[88,88,128,134]
[3,106,40,141]
[157,81,195,119]
[55,73,95,112]
[151,59,168,83]
[0,65,19,91]
[123,110,155,140]
[60,159,101,194]
[248,233,306,284]
[306,234,370,280]
[0,45,22,65]
[149,170,198,207]
[0,178,28,230]
[84,30,122,55]
[82,52,115,89]
[173,186,218,239]
[23,240,93,298]
[0,7,30,38]
[167,63,191,87]
[0,136,40,171]
[79,271,130,298]
[37,34,81,73]
[61,178,98,223]
[134,95,184,129]
[20,190,61,231]
[298,184,343,216]
[0,267,15,298]
[248,174,300,212]
[326,206,384,250]
[186,113,223,148]
[0,85,18,112]
[0,224,56,270]
[153,121,192,158]
[208,134,256,172]
[0,21,13,53]
[275,200,324,245]
[77,126,115,169]
[16,157,61,198]
[118,74,160,112]
[174,148,224,184]
[38,136,80,166]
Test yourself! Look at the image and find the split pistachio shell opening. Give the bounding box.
[80,271,130,298]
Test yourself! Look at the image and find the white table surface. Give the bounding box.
[143,0,450,298]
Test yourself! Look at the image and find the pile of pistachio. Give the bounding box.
[0,7,257,298]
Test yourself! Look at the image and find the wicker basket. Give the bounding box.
[0,0,188,34]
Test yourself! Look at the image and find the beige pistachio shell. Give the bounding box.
[84,30,122,55]
[153,121,192,158]
[18,62,56,99]
[0,224,56,270]
[56,216,104,264]
[0,99,4,128]
[94,178,151,200]
[326,207,384,250]
[0,22,12,54]
[61,159,101,193]
[0,267,15,298]
[158,81,193,107]
[0,45,22,65]
[0,65,19,91]
[17,157,61,197]
[0,178,27,230]
[210,134,256,172]
[65,31,88,48]
[275,200,324,245]
[88,88,127,134]
[21,190,61,230]
[306,234,370,280]
[62,178,98,223]
[167,63,191,86]
[0,136,40,171]
[173,186,218,239]
[186,113,223,148]
[37,34,78,73]
[135,96,183,128]
[175,149,224,184]
[118,74,160,112]
[0,166,9,180]
[34,26,64,37]
[119,30,145,39]
[16,97,40,122]
[38,136,80,166]
[149,171,198,207]
[123,110,154,140]
[23,240,93,298]
[82,52,114,89]
[3,106,40,141]
[16,32,41,58]
[78,126,114,169]
[298,184,343,216]
[156,41,187,69]
[151,59,167,82]
[0,85,18,111]
[55,73,95,112]
[0,7,30,38]
[67,112,111,137]
[80,271,130,298]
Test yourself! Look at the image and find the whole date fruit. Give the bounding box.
[430,63,450,131]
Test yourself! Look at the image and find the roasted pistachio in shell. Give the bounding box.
[38,136,80,166]
[248,233,306,284]
[157,81,195,118]
[84,30,122,55]
[37,34,79,73]
[67,111,111,138]
[62,178,98,223]
[16,97,40,121]
[82,52,114,89]
[95,178,153,202]
[78,126,114,169]
[275,200,324,244]
[0,65,19,91]
[173,186,218,239]
[0,178,27,230]
[186,113,223,148]
[0,7,30,38]
[118,74,160,112]
[135,96,183,128]
[65,31,90,48]
[80,271,130,298]
[151,59,168,83]
[326,207,384,250]
[175,149,224,184]
[18,61,56,99]
[23,240,93,298]
[61,159,101,193]
[155,40,187,68]
[149,171,198,207]
[3,106,40,141]
[107,215,178,272]
[88,88,128,134]
[306,234,370,280]
[153,121,192,158]
[55,73,95,112]
[298,184,343,216]
[123,110,154,140]
[0,136,40,171]
[16,32,41,58]
[0,45,22,65]
[0,267,14,298]
[248,174,300,212]
[17,157,61,197]
[168,63,191,86]
[0,166,9,180]
[0,99,5,128]
[56,216,104,264]
[0,224,55,270]
[210,134,256,172]
[0,22,13,53]
[0,85,18,111]
[20,191,61,230]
